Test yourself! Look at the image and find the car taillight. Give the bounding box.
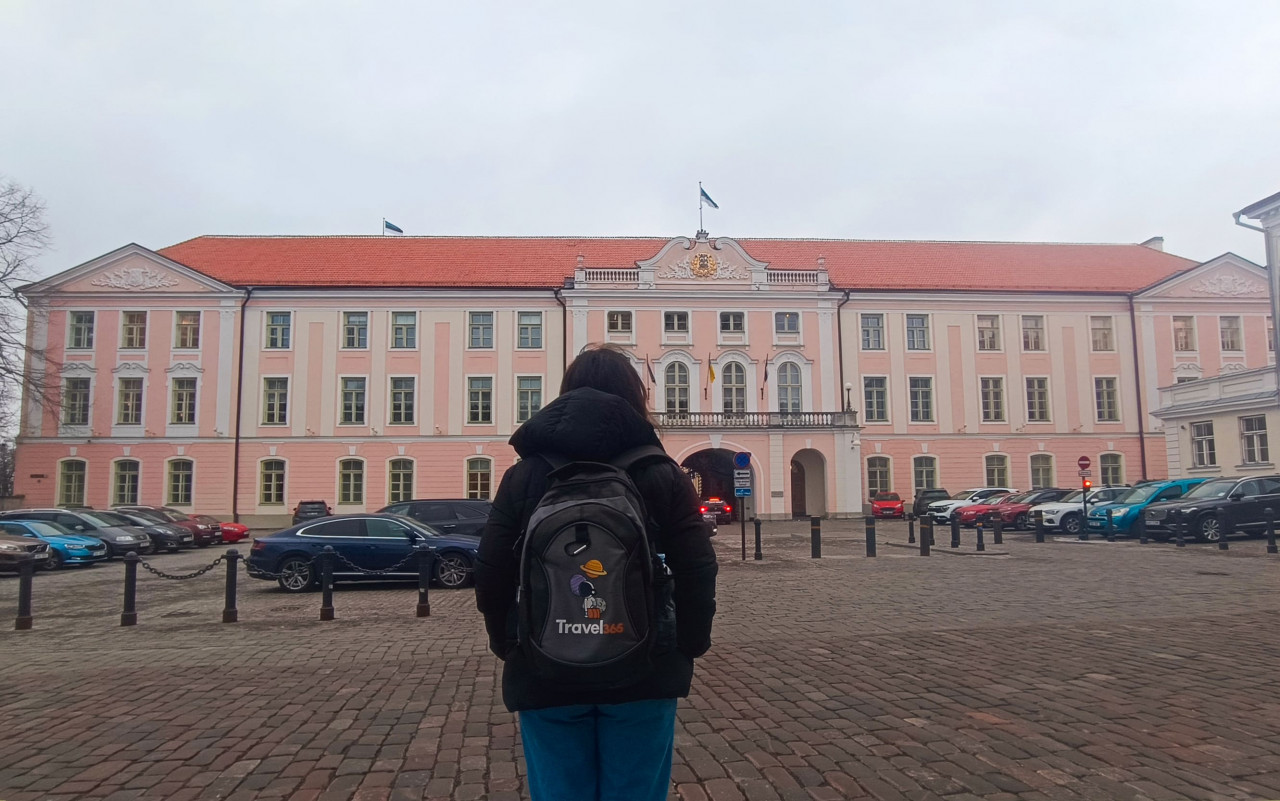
[724,505,730,514]
[251,541,266,551]
[699,506,707,513]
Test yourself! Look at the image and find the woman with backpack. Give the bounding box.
[475,344,719,801]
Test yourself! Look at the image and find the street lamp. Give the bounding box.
[844,382,853,412]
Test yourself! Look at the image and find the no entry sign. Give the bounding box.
[1077,456,1092,471]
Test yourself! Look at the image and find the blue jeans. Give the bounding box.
[519,699,678,801]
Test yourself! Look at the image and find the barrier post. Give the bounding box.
[950,516,960,549]
[1217,509,1230,551]
[14,554,34,631]
[1175,510,1186,548]
[865,516,877,558]
[1034,510,1046,543]
[1136,512,1148,544]
[992,512,1003,546]
[907,514,916,545]
[1265,507,1278,555]
[222,548,240,623]
[920,517,932,556]
[975,518,986,552]
[120,551,139,627]
[1106,509,1116,542]
[752,518,762,561]
[810,516,821,558]
[416,543,433,618]
[319,545,335,621]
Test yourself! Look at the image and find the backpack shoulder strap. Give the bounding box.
[611,445,672,473]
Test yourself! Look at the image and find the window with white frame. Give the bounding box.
[606,311,632,334]
[390,377,415,424]
[260,460,286,504]
[977,315,1000,351]
[663,311,688,333]
[1090,316,1114,352]
[1173,316,1196,352]
[1100,453,1123,486]
[778,362,802,413]
[59,460,87,507]
[388,459,414,504]
[168,459,194,506]
[980,377,1005,422]
[517,312,543,349]
[1191,421,1216,467]
[341,377,367,424]
[1030,454,1054,489]
[863,377,888,423]
[720,311,745,333]
[1241,415,1269,464]
[1025,377,1050,422]
[722,362,746,415]
[909,377,933,422]
[469,311,494,348]
[861,314,884,350]
[392,312,417,349]
[69,311,95,350]
[1220,316,1243,352]
[466,458,492,500]
[1021,315,1045,351]
[171,378,197,424]
[985,454,1009,487]
[468,377,492,424]
[906,314,930,350]
[1094,377,1119,422]
[114,460,141,506]
[913,455,937,490]
[263,378,288,425]
[266,312,291,349]
[117,378,143,425]
[343,312,368,349]
[517,376,542,423]
[175,311,200,349]
[867,456,891,496]
[339,459,364,504]
[62,378,90,426]
[775,312,799,334]
[665,362,689,414]
[121,312,147,349]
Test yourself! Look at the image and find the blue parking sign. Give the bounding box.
[735,487,751,497]
[733,452,751,469]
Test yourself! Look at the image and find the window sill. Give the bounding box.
[1188,465,1221,474]
[1236,462,1275,470]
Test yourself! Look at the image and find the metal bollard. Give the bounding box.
[1079,512,1089,541]
[14,554,34,631]
[1137,513,1148,544]
[865,516,877,558]
[222,548,240,623]
[1034,510,1046,543]
[991,513,1003,545]
[416,543,433,617]
[920,518,932,556]
[121,551,139,627]
[950,516,960,549]
[1217,509,1230,551]
[810,516,821,558]
[1265,507,1278,555]
[907,514,916,544]
[976,519,986,552]
[1175,510,1186,548]
[1106,509,1115,542]
[319,545,335,621]
[752,517,762,561]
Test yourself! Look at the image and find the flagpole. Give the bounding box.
[381,218,385,237]
[698,182,704,232]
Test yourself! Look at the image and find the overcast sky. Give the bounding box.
[4,1,1279,279]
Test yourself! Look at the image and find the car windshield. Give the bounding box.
[951,490,977,500]
[122,508,166,522]
[391,514,439,536]
[997,493,1026,504]
[159,509,192,521]
[875,493,900,501]
[29,521,75,536]
[84,511,135,527]
[1114,485,1160,504]
[1055,490,1083,503]
[1184,480,1236,500]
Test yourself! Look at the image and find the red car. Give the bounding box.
[195,515,250,544]
[871,492,905,518]
[958,488,1073,529]
[955,493,1017,527]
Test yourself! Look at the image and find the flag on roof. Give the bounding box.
[699,187,719,210]
[384,219,404,234]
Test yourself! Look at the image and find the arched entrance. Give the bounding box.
[681,448,740,522]
[790,449,827,518]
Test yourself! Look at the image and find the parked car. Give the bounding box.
[377,499,492,536]
[871,492,905,518]
[0,520,105,569]
[194,515,250,544]
[246,514,480,592]
[1086,478,1207,535]
[959,488,1074,530]
[292,500,333,525]
[1029,486,1132,535]
[114,506,220,546]
[0,508,153,557]
[1141,475,1280,542]
[954,492,1018,527]
[912,488,950,518]
[108,510,194,552]
[0,530,52,571]
[699,497,732,524]
[927,488,1018,525]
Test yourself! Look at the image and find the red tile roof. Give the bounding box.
[156,235,1198,293]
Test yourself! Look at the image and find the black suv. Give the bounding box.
[912,488,950,518]
[377,499,492,537]
[292,500,333,525]
[1142,475,1280,542]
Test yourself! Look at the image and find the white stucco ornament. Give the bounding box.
[657,256,749,280]
[1189,275,1265,297]
[90,268,180,291]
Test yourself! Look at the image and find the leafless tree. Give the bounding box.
[0,178,53,436]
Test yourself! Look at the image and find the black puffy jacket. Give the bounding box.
[474,388,719,712]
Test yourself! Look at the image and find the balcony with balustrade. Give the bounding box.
[655,411,859,429]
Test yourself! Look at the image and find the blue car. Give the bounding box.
[1085,478,1208,535]
[246,513,480,593]
[0,519,110,570]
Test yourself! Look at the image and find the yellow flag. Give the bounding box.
[708,357,716,383]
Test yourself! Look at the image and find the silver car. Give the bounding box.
[0,508,154,557]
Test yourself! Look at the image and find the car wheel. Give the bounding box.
[1196,515,1221,543]
[1014,513,1029,530]
[276,556,316,593]
[434,553,473,589]
[43,550,62,571]
[1060,514,1082,535]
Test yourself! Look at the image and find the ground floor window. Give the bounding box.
[1191,421,1216,468]
[913,455,937,490]
[1100,453,1124,485]
[1030,454,1054,489]
[985,454,1008,487]
[168,459,194,505]
[1241,415,1269,465]
[59,460,87,506]
[261,460,286,505]
[467,458,492,500]
[867,456,890,496]
[388,459,414,504]
[339,459,365,504]
[114,460,140,506]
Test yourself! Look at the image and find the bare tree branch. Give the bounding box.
[0,177,56,436]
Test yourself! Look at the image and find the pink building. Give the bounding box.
[14,232,1272,525]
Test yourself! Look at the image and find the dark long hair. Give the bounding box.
[560,344,652,424]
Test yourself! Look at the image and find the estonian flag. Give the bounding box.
[699,187,719,210]
[384,220,404,234]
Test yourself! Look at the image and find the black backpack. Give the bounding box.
[517,445,674,689]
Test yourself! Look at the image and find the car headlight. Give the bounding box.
[0,542,21,552]
[1111,507,1130,517]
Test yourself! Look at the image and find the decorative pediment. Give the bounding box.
[90,266,180,291]
[1138,253,1268,301]
[1172,362,1203,378]
[112,362,150,376]
[19,244,239,297]
[166,362,204,375]
[1188,274,1266,297]
[58,361,97,376]
[637,235,768,286]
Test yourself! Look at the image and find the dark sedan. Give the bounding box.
[377,499,491,537]
[109,510,195,552]
[114,506,220,546]
[0,509,153,557]
[246,514,480,593]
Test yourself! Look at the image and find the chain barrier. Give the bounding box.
[138,555,225,581]
[239,552,322,580]
[329,549,422,576]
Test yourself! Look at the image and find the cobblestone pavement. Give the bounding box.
[1,521,1279,800]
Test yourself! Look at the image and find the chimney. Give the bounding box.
[1139,236,1164,251]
